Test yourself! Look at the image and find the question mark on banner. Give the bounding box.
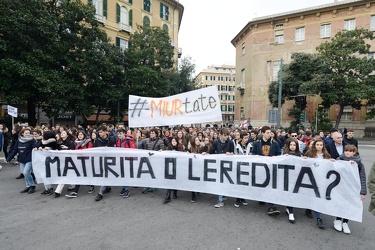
[325,170,341,200]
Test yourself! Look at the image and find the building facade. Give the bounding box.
[195,65,236,126]
[85,0,183,63]
[231,0,375,136]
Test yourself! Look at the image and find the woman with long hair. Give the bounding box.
[188,136,204,203]
[163,137,185,203]
[304,139,331,229]
[6,128,36,193]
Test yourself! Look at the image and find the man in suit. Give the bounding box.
[326,131,347,159]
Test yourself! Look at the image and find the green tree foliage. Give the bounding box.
[125,25,174,97]
[165,56,196,96]
[0,0,126,125]
[300,28,375,129]
[268,53,323,130]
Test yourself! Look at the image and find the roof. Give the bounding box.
[231,0,367,46]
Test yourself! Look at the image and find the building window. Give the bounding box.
[371,16,375,31]
[242,42,245,55]
[143,0,151,12]
[241,69,245,85]
[89,0,107,23]
[272,61,280,81]
[160,3,169,21]
[221,105,227,112]
[369,52,374,59]
[275,30,284,44]
[143,16,150,26]
[342,106,353,121]
[295,27,305,41]
[116,37,128,51]
[344,19,355,31]
[229,86,234,91]
[320,23,331,38]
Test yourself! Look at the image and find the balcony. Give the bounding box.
[96,14,106,25]
[120,23,132,33]
[237,82,245,95]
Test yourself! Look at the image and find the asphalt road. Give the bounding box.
[1,143,375,250]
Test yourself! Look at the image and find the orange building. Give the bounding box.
[231,0,375,136]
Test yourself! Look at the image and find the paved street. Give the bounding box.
[1,142,375,250]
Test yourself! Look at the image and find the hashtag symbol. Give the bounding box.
[129,98,149,117]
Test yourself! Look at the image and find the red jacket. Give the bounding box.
[116,134,136,148]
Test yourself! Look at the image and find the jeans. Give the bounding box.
[218,195,224,202]
[21,162,35,188]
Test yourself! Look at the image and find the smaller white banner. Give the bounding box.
[7,105,17,117]
[128,86,222,127]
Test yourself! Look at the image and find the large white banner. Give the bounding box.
[128,86,222,127]
[32,148,363,222]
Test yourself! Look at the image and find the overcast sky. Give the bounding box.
[178,0,339,75]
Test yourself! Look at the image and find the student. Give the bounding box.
[304,139,331,229]
[334,145,366,234]
[54,130,75,198]
[94,125,116,202]
[369,161,375,216]
[209,128,234,208]
[233,132,251,208]
[187,136,205,203]
[116,128,136,198]
[164,137,185,203]
[252,125,281,215]
[140,128,165,193]
[5,128,36,194]
[282,138,302,223]
[65,130,94,198]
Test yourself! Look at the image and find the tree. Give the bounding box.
[0,0,123,125]
[268,53,323,129]
[301,28,375,129]
[124,25,174,98]
[165,56,196,96]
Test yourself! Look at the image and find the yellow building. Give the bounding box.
[231,0,375,136]
[85,0,184,63]
[195,65,236,126]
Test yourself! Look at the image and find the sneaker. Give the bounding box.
[88,186,95,194]
[20,187,30,193]
[286,208,295,223]
[215,201,224,208]
[67,186,75,191]
[259,201,266,206]
[119,188,126,196]
[28,186,36,194]
[65,192,78,198]
[267,206,280,215]
[95,194,103,201]
[16,173,24,179]
[234,202,240,208]
[317,218,325,229]
[305,209,313,219]
[122,190,130,198]
[41,188,54,196]
[54,192,61,198]
[342,222,351,234]
[142,187,151,193]
[333,219,343,232]
[241,199,248,206]
[102,186,112,194]
[190,198,196,203]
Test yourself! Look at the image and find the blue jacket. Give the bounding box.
[252,138,281,156]
[6,137,36,163]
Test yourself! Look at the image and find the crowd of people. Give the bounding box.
[1,121,375,234]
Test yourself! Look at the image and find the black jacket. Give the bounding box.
[337,154,367,195]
